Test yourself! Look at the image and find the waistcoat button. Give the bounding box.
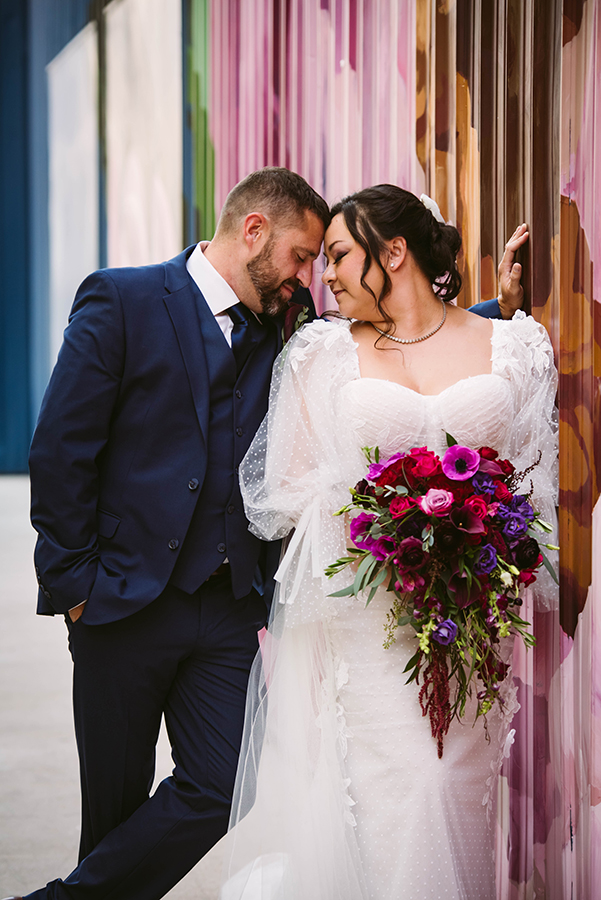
[236,427,243,437]
[235,389,243,399]
[168,539,179,550]
[217,542,226,553]
[227,505,235,514]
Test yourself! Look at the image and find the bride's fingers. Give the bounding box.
[498,225,529,280]
[504,224,529,253]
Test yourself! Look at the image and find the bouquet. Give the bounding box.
[325,437,557,758]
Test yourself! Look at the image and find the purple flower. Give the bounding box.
[367,453,404,481]
[475,543,498,574]
[510,494,535,522]
[433,618,459,645]
[349,512,376,549]
[502,513,527,537]
[472,472,496,494]
[371,536,396,561]
[441,445,481,481]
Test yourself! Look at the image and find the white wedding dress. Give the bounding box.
[221,314,558,900]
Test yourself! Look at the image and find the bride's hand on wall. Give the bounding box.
[498,223,529,319]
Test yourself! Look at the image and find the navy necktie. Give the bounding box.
[229,303,255,374]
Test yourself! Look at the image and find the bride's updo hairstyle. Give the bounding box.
[329,185,462,313]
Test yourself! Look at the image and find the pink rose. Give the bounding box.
[389,495,417,518]
[464,496,488,519]
[418,488,454,516]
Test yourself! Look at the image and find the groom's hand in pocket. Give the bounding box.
[68,600,87,622]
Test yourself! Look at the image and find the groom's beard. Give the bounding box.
[247,239,300,318]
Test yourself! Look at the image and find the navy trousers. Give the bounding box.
[26,572,267,900]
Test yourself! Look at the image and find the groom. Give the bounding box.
[14,167,524,900]
[23,168,327,900]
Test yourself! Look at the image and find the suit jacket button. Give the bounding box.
[217,543,226,553]
[236,427,243,437]
[227,505,235,514]
[188,478,199,490]
[235,389,243,399]
[168,539,179,550]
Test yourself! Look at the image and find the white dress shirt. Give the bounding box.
[186,241,245,347]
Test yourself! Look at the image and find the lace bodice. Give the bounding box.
[341,373,514,460]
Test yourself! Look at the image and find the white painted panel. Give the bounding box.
[47,23,99,367]
[105,0,183,267]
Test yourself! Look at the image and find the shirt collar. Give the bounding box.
[186,241,240,317]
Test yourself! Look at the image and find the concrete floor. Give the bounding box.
[0,476,224,899]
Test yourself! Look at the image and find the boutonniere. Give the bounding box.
[282,303,309,344]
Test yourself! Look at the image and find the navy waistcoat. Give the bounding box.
[170,285,278,598]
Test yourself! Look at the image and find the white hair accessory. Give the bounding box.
[419,193,445,225]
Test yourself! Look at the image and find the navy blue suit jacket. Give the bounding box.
[29,246,314,624]
[468,298,503,318]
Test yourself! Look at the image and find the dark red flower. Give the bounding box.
[478,447,499,460]
[434,521,465,554]
[518,570,538,586]
[395,536,427,571]
[447,570,474,608]
[408,447,442,478]
[490,530,507,555]
[494,482,513,502]
[450,506,486,534]
[512,536,541,569]
[496,459,515,476]
[376,457,416,491]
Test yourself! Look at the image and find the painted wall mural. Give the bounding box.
[185,1,599,897]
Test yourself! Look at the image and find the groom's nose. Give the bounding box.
[296,258,313,288]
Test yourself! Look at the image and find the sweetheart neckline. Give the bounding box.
[349,371,507,400]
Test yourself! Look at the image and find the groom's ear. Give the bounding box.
[243,212,270,254]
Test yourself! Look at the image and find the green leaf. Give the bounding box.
[397,614,413,627]
[402,651,421,674]
[365,567,388,606]
[352,554,378,595]
[328,585,357,598]
[446,432,458,447]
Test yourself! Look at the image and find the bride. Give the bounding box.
[221,186,558,899]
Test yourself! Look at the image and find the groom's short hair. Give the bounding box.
[218,167,330,234]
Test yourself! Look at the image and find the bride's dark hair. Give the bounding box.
[329,185,462,320]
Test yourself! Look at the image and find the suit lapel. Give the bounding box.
[163,247,210,447]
